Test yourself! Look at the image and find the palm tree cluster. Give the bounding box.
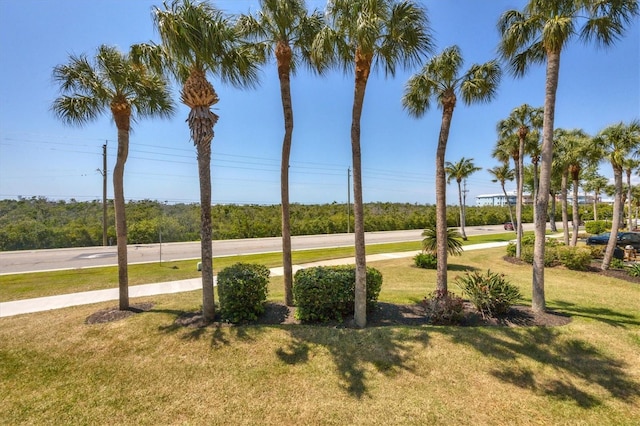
[51,0,638,326]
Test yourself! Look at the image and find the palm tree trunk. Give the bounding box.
[561,173,569,245]
[276,41,294,306]
[516,138,524,258]
[189,106,218,322]
[627,169,632,231]
[549,190,558,232]
[351,49,372,328]
[436,98,456,293]
[113,123,129,311]
[501,184,516,229]
[571,175,580,246]
[602,169,623,269]
[457,180,467,240]
[533,49,561,313]
[533,159,539,229]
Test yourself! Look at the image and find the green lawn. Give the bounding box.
[1,245,639,425]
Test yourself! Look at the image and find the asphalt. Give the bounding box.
[0,241,509,318]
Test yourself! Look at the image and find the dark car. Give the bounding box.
[586,231,640,250]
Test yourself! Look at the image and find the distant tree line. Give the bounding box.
[1,197,612,251]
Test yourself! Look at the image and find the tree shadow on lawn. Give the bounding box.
[551,300,640,328]
[275,325,430,399]
[436,326,640,408]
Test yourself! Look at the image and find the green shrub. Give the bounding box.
[293,265,383,322]
[506,242,516,257]
[610,258,625,269]
[557,246,592,271]
[627,263,640,277]
[585,220,610,235]
[217,263,270,323]
[521,244,559,267]
[414,252,437,269]
[588,245,605,259]
[422,289,465,325]
[454,270,521,319]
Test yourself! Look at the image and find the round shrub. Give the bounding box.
[454,270,521,318]
[293,265,382,322]
[217,263,270,323]
[506,242,516,257]
[585,220,609,235]
[557,246,592,271]
[414,252,437,269]
[422,289,465,325]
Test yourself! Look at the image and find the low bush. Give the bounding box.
[422,289,465,325]
[414,252,437,269]
[506,242,516,257]
[217,263,270,323]
[585,220,609,235]
[610,258,625,269]
[557,246,592,271]
[521,245,559,267]
[627,263,640,277]
[293,265,383,322]
[454,270,521,319]
[588,245,605,259]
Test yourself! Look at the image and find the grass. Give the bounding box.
[1,246,639,424]
[0,232,519,302]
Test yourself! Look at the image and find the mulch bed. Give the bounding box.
[85,302,155,324]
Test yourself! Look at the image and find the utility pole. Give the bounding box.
[347,167,351,233]
[98,142,108,246]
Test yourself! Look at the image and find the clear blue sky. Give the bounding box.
[0,0,638,206]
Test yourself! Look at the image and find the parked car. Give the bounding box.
[586,231,640,250]
[504,221,515,231]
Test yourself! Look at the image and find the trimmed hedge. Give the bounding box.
[293,265,383,322]
[217,263,270,323]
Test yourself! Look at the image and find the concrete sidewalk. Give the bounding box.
[0,241,509,318]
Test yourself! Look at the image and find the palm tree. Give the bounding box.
[498,0,638,312]
[487,163,516,228]
[403,45,501,294]
[582,171,609,221]
[445,157,480,240]
[312,0,433,328]
[623,158,640,230]
[149,0,261,322]
[52,45,174,311]
[238,0,323,307]
[496,104,543,257]
[591,120,640,269]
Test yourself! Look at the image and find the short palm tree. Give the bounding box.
[445,157,480,240]
[52,45,174,311]
[498,0,638,312]
[592,120,640,269]
[312,0,434,328]
[496,104,543,256]
[487,162,516,229]
[421,225,463,257]
[238,0,323,307]
[582,172,609,221]
[148,0,261,322]
[403,45,501,294]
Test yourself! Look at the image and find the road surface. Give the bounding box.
[0,225,527,274]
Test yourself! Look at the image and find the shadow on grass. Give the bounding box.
[551,300,640,328]
[276,326,430,399]
[435,326,640,408]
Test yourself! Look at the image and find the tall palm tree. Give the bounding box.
[149,0,261,322]
[403,45,501,294]
[238,0,323,307]
[312,0,433,328]
[591,120,640,269]
[445,157,480,240]
[52,45,174,311]
[582,171,609,221]
[623,158,640,230]
[498,0,638,312]
[496,104,543,257]
[488,163,516,228]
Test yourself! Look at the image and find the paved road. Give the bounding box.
[0,225,528,275]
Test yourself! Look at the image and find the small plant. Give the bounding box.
[506,242,516,257]
[520,244,559,267]
[627,263,640,277]
[422,289,465,325]
[421,225,463,256]
[610,258,625,269]
[414,252,437,269]
[454,270,521,319]
[557,246,592,271]
[217,263,270,323]
[588,245,605,259]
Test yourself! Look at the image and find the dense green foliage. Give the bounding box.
[413,252,437,269]
[292,265,382,322]
[422,289,465,325]
[627,263,640,277]
[556,246,593,271]
[0,197,540,251]
[454,270,521,318]
[421,225,463,256]
[585,220,610,235]
[216,263,270,323]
